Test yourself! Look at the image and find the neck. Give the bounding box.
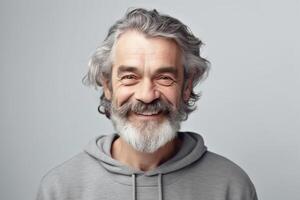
[111,136,181,171]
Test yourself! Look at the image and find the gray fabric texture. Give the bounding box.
[36,132,258,200]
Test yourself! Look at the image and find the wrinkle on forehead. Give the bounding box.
[115,31,180,56]
[112,30,183,76]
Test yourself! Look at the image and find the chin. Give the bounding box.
[111,113,180,153]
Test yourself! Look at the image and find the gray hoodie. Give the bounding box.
[36,132,258,200]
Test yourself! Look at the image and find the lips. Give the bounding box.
[134,111,160,116]
[115,99,172,119]
[130,111,163,120]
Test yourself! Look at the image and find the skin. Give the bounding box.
[101,30,192,171]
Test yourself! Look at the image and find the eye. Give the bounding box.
[156,75,175,86]
[120,74,138,85]
[122,74,136,79]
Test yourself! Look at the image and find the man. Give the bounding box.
[37,8,258,200]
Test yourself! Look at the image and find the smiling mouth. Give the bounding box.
[134,111,160,116]
[130,111,164,119]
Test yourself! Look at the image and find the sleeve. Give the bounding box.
[36,179,52,200]
[227,173,259,200]
[35,172,61,200]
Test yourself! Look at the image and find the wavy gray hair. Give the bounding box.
[82,8,210,120]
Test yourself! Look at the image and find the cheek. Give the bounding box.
[113,87,135,107]
[159,86,182,107]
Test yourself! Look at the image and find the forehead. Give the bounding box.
[113,30,182,71]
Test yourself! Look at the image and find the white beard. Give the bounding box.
[110,113,180,153]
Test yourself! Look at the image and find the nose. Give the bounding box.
[135,79,160,103]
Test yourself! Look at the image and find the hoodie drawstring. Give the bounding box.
[132,174,136,200]
[131,173,163,200]
[158,173,163,200]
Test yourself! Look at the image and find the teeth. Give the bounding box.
[136,111,159,115]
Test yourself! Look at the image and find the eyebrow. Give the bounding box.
[117,65,139,76]
[117,65,178,76]
[155,66,178,76]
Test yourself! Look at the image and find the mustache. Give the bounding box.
[115,99,172,117]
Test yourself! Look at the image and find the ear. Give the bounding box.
[183,78,193,102]
[100,76,112,100]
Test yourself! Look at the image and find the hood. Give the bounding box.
[84,131,207,176]
[83,132,207,200]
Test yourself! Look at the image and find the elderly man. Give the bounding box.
[37,8,258,200]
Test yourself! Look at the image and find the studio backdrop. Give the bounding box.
[1,0,299,200]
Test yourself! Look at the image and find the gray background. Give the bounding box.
[1,0,299,199]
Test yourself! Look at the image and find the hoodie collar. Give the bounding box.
[84,132,207,179]
[84,132,207,200]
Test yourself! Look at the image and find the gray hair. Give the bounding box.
[82,8,210,120]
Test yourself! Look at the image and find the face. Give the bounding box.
[102,30,191,152]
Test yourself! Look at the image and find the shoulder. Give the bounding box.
[36,152,104,199]
[41,152,93,179]
[188,151,258,199]
[201,151,253,182]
